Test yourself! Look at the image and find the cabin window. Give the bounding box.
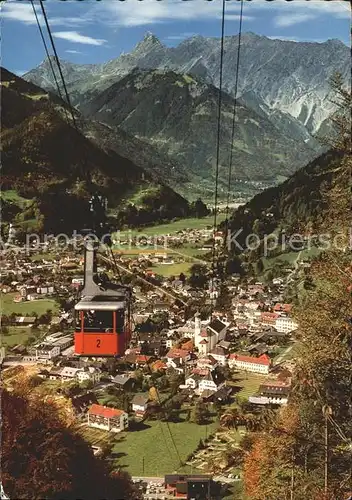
[83,310,114,332]
[75,311,82,332]
[116,311,124,331]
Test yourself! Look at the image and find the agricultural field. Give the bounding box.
[1,292,59,316]
[1,326,33,347]
[262,246,322,271]
[152,262,193,278]
[227,371,267,401]
[114,214,227,238]
[112,415,219,476]
[78,425,113,449]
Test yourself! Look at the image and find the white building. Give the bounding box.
[198,369,226,395]
[275,317,298,334]
[87,404,128,433]
[229,353,271,374]
[35,343,60,360]
[61,366,80,380]
[249,381,290,406]
[59,366,100,383]
[52,335,74,352]
[131,394,149,417]
[194,314,219,354]
[77,367,100,384]
[184,374,202,390]
[208,346,228,366]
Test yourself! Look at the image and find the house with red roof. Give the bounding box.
[136,354,153,366]
[151,359,167,372]
[87,404,128,433]
[166,348,191,372]
[261,312,279,326]
[166,348,190,363]
[273,303,293,315]
[228,353,271,374]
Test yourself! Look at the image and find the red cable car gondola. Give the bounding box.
[74,234,131,357]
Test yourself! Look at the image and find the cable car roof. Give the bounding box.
[74,300,125,311]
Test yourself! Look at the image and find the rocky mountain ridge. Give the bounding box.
[24,32,349,136]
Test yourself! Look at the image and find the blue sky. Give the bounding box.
[1,0,350,75]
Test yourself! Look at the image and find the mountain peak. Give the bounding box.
[132,32,164,55]
[42,55,57,64]
[143,31,161,44]
[325,38,345,47]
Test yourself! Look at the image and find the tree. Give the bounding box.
[189,401,210,425]
[104,358,120,376]
[255,259,264,275]
[80,379,94,390]
[215,283,232,311]
[2,389,140,500]
[105,392,132,413]
[155,375,169,392]
[317,72,351,153]
[179,272,186,283]
[220,408,244,431]
[61,382,81,398]
[193,198,209,218]
[148,386,159,403]
[188,264,208,289]
[168,372,184,396]
[133,369,144,389]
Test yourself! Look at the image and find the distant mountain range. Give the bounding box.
[81,68,316,183]
[22,32,349,190]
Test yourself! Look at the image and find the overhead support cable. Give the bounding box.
[30,0,65,105]
[210,0,226,311]
[224,0,244,249]
[38,0,78,130]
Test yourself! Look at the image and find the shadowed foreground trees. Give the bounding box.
[2,390,140,500]
[242,75,351,500]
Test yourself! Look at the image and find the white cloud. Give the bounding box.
[219,14,255,22]
[0,2,40,24]
[0,2,91,27]
[65,50,83,54]
[250,0,350,17]
[165,34,196,41]
[95,0,254,27]
[255,0,350,27]
[274,13,316,28]
[52,31,107,46]
[91,0,349,28]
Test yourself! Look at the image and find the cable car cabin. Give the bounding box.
[73,241,131,357]
[74,296,130,356]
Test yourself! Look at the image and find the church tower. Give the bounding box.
[194,311,202,348]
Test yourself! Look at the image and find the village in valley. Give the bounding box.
[1,219,303,499]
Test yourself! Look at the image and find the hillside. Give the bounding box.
[224,149,344,256]
[0,68,191,234]
[81,68,316,183]
[237,76,351,498]
[242,154,351,500]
